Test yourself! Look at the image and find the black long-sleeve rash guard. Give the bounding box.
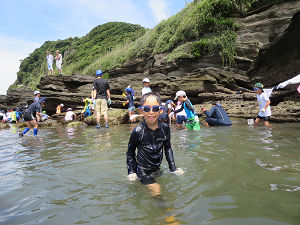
[126,120,177,174]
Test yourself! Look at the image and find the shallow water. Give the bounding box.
[0,122,300,225]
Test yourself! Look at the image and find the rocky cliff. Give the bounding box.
[3,1,300,122]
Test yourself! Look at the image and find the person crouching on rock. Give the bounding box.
[19,97,46,137]
[201,103,232,127]
[65,108,76,122]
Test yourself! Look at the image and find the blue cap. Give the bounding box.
[125,88,132,93]
[96,70,103,76]
[39,97,46,103]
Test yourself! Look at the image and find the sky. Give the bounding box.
[0,0,188,95]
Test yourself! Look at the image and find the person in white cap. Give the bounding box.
[34,91,41,102]
[169,90,200,130]
[141,78,152,96]
[65,108,76,122]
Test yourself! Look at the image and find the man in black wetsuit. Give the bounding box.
[126,93,183,196]
[19,97,46,137]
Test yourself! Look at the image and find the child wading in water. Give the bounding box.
[126,93,184,197]
[253,83,272,127]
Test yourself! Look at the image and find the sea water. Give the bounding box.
[0,122,300,225]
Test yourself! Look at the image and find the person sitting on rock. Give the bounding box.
[56,103,64,114]
[65,108,76,122]
[201,103,232,127]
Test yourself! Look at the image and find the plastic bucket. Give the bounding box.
[247,119,254,125]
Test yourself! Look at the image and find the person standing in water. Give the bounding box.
[92,69,111,128]
[170,90,200,130]
[46,51,53,75]
[253,83,272,127]
[126,92,184,197]
[19,97,46,137]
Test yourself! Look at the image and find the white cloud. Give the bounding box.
[149,0,170,22]
[0,36,41,95]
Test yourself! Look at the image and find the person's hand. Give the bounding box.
[122,93,126,97]
[201,107,206,112]
[171,168,184,176]
[107,98,112,105]
[261,108,266,113]
[81,110,84,114]
[169,112,174,118]
[127,173,137,181]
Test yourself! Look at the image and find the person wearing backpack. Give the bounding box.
[123,87,136,122]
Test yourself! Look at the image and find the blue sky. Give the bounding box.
[0,0,188,95]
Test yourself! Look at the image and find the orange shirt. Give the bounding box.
[56,106,62,114]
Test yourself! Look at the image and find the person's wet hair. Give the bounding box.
[140,92,161,106]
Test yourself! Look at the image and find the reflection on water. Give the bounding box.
[0,123,300,225]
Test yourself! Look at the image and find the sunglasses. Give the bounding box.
[139,105,163,112]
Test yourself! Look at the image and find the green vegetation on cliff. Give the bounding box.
[12,22,145,90]
[13,0,290,90]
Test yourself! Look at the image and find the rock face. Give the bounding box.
[3,1,300,122]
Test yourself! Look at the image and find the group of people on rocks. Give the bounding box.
[46,50,63,76]
[13,68,272,196]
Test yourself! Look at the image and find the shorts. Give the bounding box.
[137,168,162,185]
[95,99,108,115]
[56,62,62,70]
[23,112,35,122]
[176,115,187,124]
[47,63,53,70]
[128,106,135,112]
[185,117,200,130]
[257,115,270,121]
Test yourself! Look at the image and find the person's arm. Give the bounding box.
[126,130,138,175]
[164,126,176,172]
[204,106,216,118]
[173,104,184,114]
[107,89,111,100]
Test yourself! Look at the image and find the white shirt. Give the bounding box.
[142,87,151,96]
[0,112,7,120]
[46,54,53,64]
[55,54,62,65]
[65,111,75,121]
[257,92,271,117]
[175,104,187,117]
